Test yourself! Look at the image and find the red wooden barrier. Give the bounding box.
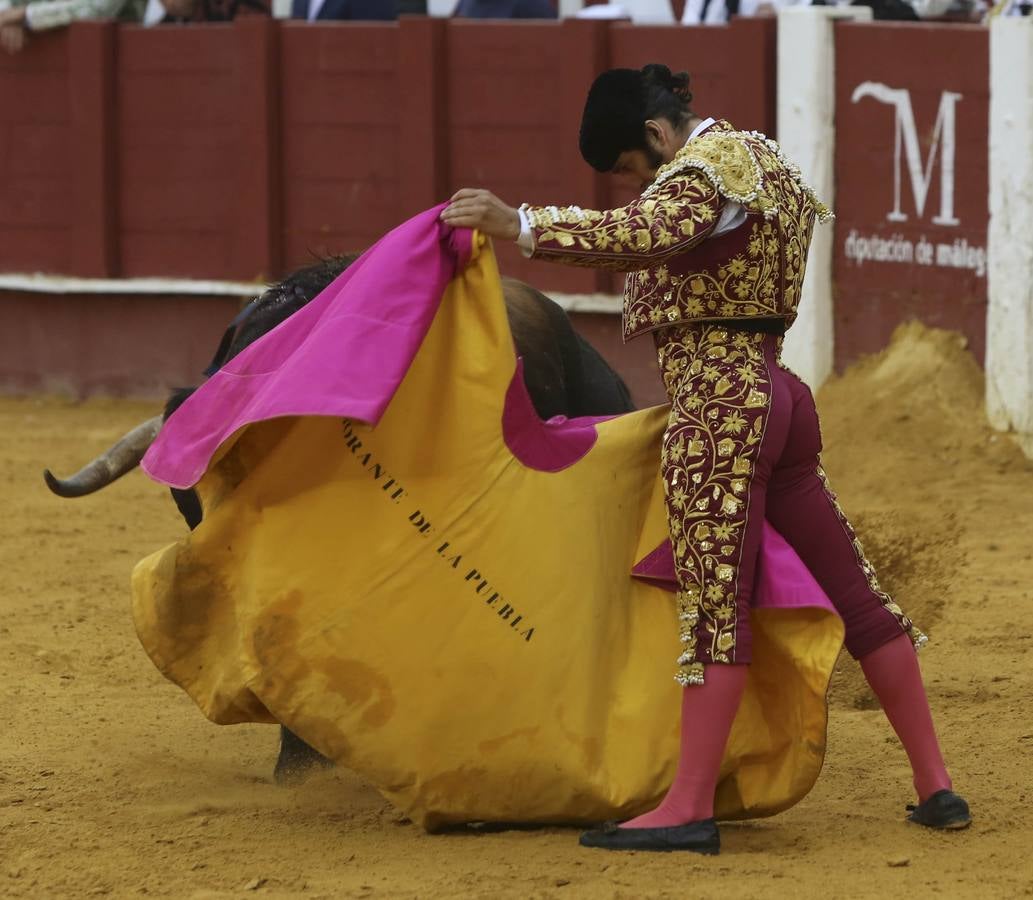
[445,19,609,293]
[833,21,989,368]
[0,29,75,274]
[279,21,402,269]
[0,17,777,290]
[0,289,241,395]
[117,25,244,278]
[70,23,118,277]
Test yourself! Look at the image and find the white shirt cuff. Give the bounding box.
[516,206,534,257]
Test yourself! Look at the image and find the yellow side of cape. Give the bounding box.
[132,237,842,830]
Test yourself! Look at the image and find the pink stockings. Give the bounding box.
[859,634,952,802]
[623,635,951,829]
[623,664,748,829]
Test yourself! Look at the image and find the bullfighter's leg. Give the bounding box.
[598,327,792,839]
[763,367,969,828]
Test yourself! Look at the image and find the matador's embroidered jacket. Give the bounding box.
[521,121,833,341]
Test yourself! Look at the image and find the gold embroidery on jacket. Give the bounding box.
[645,132,772,213]
[624,219,784,333]
[522,170,722,270]
[522,123,834,342]
[646,130,834,225]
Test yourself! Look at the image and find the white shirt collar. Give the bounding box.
[687,117,717,143]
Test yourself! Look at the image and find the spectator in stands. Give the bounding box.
[290,0,396,20]
[148,0,267,22]
[988,0,1031,14]
[680,0,819,25]
[681,0,778,24]
[849,0,920,19]
[680,0,920,22]
[453,0,557,17]
[0,0,144,53]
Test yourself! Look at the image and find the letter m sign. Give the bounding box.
[852,82,962,227]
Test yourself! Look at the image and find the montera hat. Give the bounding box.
[578,65,693,172]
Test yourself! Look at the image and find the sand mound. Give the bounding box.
[818,322,1025,477]
[816,323,1030,708]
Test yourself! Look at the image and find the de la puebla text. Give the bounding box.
[341,419,536,643]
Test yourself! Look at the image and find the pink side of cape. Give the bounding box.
[142,206,474,490]
[501,359,611,473]
[632,525,837,613]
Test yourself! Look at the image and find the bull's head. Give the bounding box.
[42,255,356,501]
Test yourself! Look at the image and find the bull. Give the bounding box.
[43,255,636,783]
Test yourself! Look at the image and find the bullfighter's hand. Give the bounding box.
[1,22,27,54]
[440,189,521,241]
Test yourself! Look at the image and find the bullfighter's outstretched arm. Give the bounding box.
[519,170,723,272]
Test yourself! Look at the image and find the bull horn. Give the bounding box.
[43,415,163,498]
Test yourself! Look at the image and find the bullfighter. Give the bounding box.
[441,62,971,853]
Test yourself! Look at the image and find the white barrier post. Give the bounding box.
[987,18,1033,457]
[776,6,870,391]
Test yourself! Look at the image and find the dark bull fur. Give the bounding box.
[45,254,636,784]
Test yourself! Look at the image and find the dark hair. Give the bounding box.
[578,64,694,173]
[640,64,693,128]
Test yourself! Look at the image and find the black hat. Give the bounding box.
[578,65,693,173]
[578,69,645,174]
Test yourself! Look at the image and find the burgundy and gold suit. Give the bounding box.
[522,121,926,685]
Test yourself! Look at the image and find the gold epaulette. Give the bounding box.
[645,129,835,225]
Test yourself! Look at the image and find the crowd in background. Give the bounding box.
[0,0,1026,56]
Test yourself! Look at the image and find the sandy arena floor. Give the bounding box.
[2,323,1032,899]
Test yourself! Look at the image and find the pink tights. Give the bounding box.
[622,664,748,828]
[622,635,951,829]
[859,634,952,802]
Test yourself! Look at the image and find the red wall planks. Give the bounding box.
[0,31,73,274]
[69,22,118,277]
[833,22,989,369]
[0,19,778,290]
[445,19,609,293]
[278,21,401,268]
[232,17,282,281]
[117,24,242,278]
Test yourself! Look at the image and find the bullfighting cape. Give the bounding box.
[134,207,843,830]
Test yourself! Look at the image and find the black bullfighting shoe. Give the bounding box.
[906,790,972,830]
[579,818,720,854]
